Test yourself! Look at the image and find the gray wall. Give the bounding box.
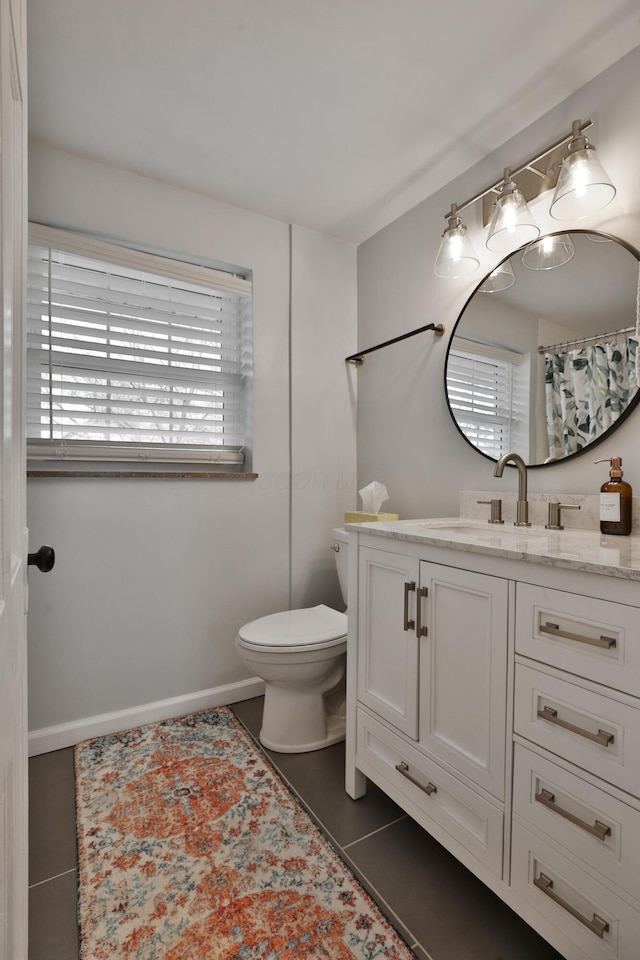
[357,47,640,518]
[27,144,357,747]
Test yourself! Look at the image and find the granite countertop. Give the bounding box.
[346,517,640,582]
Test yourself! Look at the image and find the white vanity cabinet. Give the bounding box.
[345,524,640,960]
[356,547,508,798]
[511,582,640,960]
[352,539,509,879]
[418,560,508,800]
[356,546,420,738]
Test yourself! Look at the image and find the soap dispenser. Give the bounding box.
[595,457,632,535]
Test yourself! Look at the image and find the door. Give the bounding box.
[357,546,420,738]
[0,0,28,956]
[418,561,508,800]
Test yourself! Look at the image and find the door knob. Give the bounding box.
[27,545,55,572]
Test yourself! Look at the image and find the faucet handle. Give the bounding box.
[477,499,504,524]
[545,502,581,530]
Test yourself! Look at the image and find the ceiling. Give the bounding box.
[26,0,640,244]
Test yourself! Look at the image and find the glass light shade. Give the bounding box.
[521,234,575,270]
[549,146,616,219]
[479,260,515,293]
[434,222,480,278]
[486,189,539,252]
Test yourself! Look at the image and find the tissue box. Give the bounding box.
[344,511,400,523]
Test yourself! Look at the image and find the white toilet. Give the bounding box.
[235,527,349,753]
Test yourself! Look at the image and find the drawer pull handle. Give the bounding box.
[535,789,612,842]
[395,761,437,796]
[540,621,616,650]
[537,706,615,747]
[403,581,415,631]
[416,586,428,637]
[533,873,609,939]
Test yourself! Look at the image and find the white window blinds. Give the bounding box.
[27,225,252,464]
[447,345,516,460]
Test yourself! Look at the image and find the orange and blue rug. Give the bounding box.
[75,707,415,959]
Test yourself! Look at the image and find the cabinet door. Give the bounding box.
[418,562,508,799]
[357,546,420,738]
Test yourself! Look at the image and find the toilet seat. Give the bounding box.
[237,604,347,653]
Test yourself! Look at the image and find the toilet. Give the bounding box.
[235,527,349,753]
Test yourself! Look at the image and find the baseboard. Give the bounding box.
[28,677,265,756]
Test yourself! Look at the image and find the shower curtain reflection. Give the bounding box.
[545,336,638,458]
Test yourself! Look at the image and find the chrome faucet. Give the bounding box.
[493,452,531,527]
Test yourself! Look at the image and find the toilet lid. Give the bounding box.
[238,604,347,648]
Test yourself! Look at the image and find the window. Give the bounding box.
[27,225,252,468]
[447,338,528,460]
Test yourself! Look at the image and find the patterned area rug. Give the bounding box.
[75,707,415,959]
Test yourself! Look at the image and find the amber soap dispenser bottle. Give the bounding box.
[595,456,632,535]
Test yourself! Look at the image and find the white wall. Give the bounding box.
[357,47,640,519]
[290,225,357,609]
[27,144,357,748]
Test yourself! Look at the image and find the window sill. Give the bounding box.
[27,470,258,480]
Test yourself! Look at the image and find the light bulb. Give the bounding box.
[434,207,480,278]
[550,122,616,220]
[486,170,539,252]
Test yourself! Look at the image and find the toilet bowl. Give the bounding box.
[235,527,349,753]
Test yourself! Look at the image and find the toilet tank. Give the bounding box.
[332,527,349,607]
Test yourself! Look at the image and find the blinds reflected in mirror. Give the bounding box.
[447,338,529,461]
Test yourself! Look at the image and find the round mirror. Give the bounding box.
[444,230,640,467]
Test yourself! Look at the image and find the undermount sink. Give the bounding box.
[395,519,552,538]
[413,520,491,534]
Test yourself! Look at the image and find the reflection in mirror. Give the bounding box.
[445,231,640,467]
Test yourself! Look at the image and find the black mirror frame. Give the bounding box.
[443,229,640,469]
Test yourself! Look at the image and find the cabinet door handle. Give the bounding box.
[403,581,415,631]
[540,621,616,650]
[535,788,612,842]
[416,586,428,637]
[533,873,609,939]
[537,705,615,747]
[395,761,437,796]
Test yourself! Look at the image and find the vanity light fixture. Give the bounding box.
[521,233,575,270]
[434,204,480,278]
[434,119,616,279]
[550,120,616,220]
[486,169,540,252]
[479,259,515,293]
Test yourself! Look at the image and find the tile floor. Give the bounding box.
[28,696,565,960]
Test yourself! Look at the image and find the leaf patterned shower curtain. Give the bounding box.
[545,337,639,458]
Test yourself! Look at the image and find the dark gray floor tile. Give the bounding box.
[346,816,564,960]
[338,846,422,956]
[30,700,562,960]
[233,698,406,847]
[232,695,263,738]
[271,741,406,848]
[410,945,433,960]
[29,748,77,885]
[29,871,79,960]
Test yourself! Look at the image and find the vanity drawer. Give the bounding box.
[513,743,640,905]
[515,583,640,697]
[356,708,503,876]
[511,821,640,960]
[514,663,640,796]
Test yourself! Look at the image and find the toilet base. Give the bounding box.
[258,669,346,754]
[260,712,345,753]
